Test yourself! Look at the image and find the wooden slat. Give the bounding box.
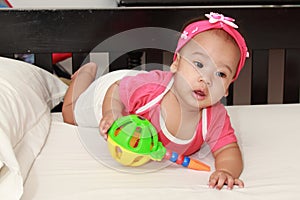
[119,0,300,7]
[34,53,53,72]
[226,85,234,106]
[162,51,173,70]
[145,49,164,71]
[0,54,14,58]
[268,49,285,104]
[89,52,110,75]
[233,53,252,105]
[109,52,129,71]
[251,50,269,104]
[128,50,144,69]
[283,49,300,103]
[72,53,90,73]
[1,8,300,54]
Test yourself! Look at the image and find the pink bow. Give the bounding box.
[205,12,238,29]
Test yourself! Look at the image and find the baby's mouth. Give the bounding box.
[193,89,207,100]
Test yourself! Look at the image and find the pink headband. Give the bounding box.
[174,12,249,81]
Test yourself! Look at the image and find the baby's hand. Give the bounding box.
[209,170,244,190]
[99,112,121,140]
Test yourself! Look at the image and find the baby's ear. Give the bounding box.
[170,53,180,73]
[224,88,229,97]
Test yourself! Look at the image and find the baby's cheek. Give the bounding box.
[208,87,225,104]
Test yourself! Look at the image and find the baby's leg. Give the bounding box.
[62,62,97,125]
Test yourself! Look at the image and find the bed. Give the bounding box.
[0,5,300,200]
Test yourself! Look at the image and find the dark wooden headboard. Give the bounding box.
[0,6,299,105]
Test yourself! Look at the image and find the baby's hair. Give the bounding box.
[208,29,238,45]
[180,16,206,33]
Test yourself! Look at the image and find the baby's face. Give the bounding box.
[171,30,240,109]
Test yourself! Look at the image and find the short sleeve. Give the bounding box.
[205,103,237,152]
[119,70,173,114]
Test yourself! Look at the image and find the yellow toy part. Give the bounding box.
[107,137,152,166]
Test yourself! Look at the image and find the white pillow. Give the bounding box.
[0,56,68,199]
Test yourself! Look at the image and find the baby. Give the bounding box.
[62,12,248,190]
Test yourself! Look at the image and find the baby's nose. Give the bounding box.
[198,72,212,87]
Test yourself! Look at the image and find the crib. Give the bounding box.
[0,6,300,200]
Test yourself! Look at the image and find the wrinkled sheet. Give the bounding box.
[22,104,300,200]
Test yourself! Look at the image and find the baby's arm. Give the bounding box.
[99,81,124,139]
[209,142,244,190]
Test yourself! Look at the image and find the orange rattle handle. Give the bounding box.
[187,158,211,171]
[165,150,210,171]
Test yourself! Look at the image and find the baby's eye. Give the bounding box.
[193,61,203,68]
[216,71,227,78]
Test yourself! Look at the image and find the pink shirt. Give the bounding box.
[119,70,237,156]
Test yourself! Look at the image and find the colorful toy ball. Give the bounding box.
[107,115,166,167]
[107,115,211,171]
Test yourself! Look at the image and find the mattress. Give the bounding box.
[22,104,300,200]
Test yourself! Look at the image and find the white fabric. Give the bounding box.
[0,126,23,200]
[0,57,68,199]
[202,108,207,140]
[159,112,196,144]
[22,104,300,200]
[158,107,208,145]
[74,69,144,127]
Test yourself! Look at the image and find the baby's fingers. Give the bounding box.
[225,176,235,190]
[209,176,226,189]
[234,178,244,188]
[225,178,244,190]
[99,119,113,140]
[215,175,227,190]
[209,171,244,190]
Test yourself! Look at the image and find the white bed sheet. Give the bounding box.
[22,104,300,200]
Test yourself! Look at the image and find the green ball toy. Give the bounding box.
[107,115,166,166]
